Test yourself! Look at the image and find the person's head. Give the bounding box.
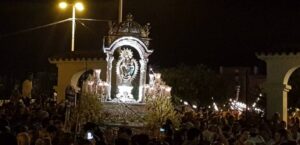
[290,125,298,134]
[54,120,64,131]
[275,129,289,142]
[272,112,280,121]
[187,127,200,141]
[118,127,132,140]
[93,127,105,141]
[209,124,218,133]
[295,117,300,124]
[83,122,97,132]
[77,137,93,145]
[279,121,287,129]
[104,127,114,136]
[131,134,149,145]
[274,131,281,142]
[0,118,9,129]
[249,128,258,137]
[115,138,129,145]
[58,133,74,145]
[17,132,30,145]
[18,125,29,133]
[260,129,271,141]
[232,122,241,134]
[0,126,11,133]
[166,119,172,125]
[239,129,250,141]
[46,125,57,139]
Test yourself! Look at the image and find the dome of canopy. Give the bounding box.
[109,13,150,38]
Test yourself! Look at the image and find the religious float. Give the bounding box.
[78,14,176,128]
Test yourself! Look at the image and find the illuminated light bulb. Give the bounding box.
[59,2,68,9]
[75,2,84,11]
[183,101,188,105]
[192,105,197,109]
[252,102,256,107]
[213,102,219,111]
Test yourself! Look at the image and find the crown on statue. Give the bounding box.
[120,48,133,59]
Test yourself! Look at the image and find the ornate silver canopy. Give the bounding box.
[102,13,153,103]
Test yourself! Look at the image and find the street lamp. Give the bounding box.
[58,1,84,52]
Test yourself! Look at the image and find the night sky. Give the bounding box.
[0,0,300,75]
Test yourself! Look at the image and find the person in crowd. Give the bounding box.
[22,74,33,107]
[275,129,296,145]
[115,138,129,145]
[162,119,174,145]
[5,85,300,145]
[234,129,250,145]
[0,126,17,145]
[131,134,149,145]
[16,125,31,145]
[117,127,132,142]
[244,127,265,145]
[182,128,200,145]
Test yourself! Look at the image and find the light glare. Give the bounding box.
[59,2,68,9]
[213,102,219,111]
[75,2,84,11]
[183,101,188,105]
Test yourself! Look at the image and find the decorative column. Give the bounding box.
[282,84,291,123]
[106,54,114,100]
[138,59,147,102]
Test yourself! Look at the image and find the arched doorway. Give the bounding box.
[257,53,300,122]
[49,56,106,102]
[76,69,94,90]
[286,68,300,110]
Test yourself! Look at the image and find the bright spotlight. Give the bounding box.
[59,2,68,9]
[183,101,188,105]
[75,2,84,11]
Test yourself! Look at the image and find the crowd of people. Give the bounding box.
[0,95,300,145]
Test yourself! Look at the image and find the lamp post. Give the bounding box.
[59,1,84,52]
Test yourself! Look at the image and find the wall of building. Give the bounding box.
[50,59,107,102]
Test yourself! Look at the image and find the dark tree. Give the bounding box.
[160,64,235,106]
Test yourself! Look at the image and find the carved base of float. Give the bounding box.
[100,101,146,128]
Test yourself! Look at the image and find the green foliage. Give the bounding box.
[145,95,180,129]
[160,64,234,106]
[70,94,102,126]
